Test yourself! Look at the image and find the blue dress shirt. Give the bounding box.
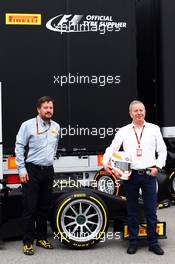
[15,115,60,175]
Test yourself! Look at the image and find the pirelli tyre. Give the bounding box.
[169,170,175,200]
[93,169,120,196]
[52,191,109,249]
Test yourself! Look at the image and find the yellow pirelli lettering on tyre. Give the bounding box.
[90,196,107,240]
[169,171,175,180]
[169,171,175,198]
[56,197,72,243]
[73,194,87,198]
[73,243,90,247]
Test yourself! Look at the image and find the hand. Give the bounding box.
[149,167,158,177]
[111,168,123,180]
[20,173,29,183]
[103,165,112,174]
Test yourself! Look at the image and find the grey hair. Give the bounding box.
[129,100,145,113]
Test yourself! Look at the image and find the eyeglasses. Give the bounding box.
[36,118,51,135]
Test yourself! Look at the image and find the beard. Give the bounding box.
[41,112,53,121]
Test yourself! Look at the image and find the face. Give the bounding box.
[37,101,54,121]
[130,103,145,125]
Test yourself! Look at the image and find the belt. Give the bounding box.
[132,169,151,175]
[26,162,53,170]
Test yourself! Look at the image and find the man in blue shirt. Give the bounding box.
[15,96,60,255]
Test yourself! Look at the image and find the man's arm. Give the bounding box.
[54,124,60,158]
[15,122,30,183]
[102,128,124,175]
[149,127,167,177]
[155,126,167,169]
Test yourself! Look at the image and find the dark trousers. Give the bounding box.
[22,163,54,244]
[123,172,158,246]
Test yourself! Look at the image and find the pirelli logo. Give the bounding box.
[6,13,41,25]
[123,222,166,239]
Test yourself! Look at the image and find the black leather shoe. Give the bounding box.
[127,245,138,254]
[149,244,164,255]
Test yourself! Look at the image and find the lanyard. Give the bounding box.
[133,126,144,148]
[36,117,51,135]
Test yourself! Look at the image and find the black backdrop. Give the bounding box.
[135,0,175,170]
[0,0,137,154]
[156,0,175,127]
[136,0,175,128]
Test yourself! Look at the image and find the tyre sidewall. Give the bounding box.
[53,191,109,249]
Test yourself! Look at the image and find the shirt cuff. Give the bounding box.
[155,163,163,170]
[18,167,27,176]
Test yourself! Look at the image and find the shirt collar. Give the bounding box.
[131,120,147,128]
[37,115,51,127]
